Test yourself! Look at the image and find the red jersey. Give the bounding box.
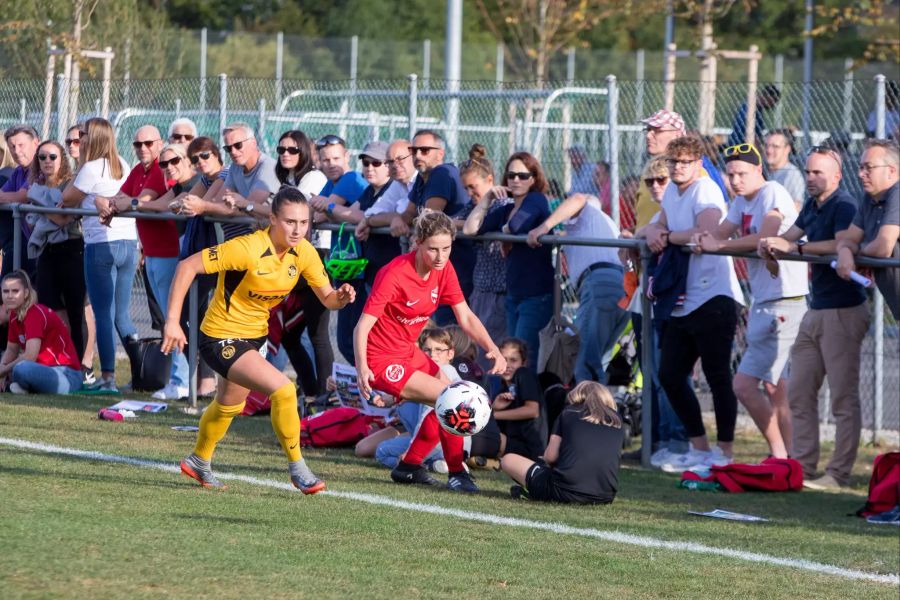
[120,160,179,257]
[8,304,82,370]
[363,251,464,357]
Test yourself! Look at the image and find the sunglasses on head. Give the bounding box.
[723,142,762,163]
[644,176,668,187]
[506,171,533,181]
[170,133,194,142]
[78,130,88,138]
[38,153,59,162]
[133,139,159,149]
[158,156,182,169]
[222,137,252,153]
[276,146,301,156]
[409,146,439,156]
[807,145,843,167]
[64,138,80,146]
[316,134,346,148]
[189,151,212,164]
[361,158,384,168]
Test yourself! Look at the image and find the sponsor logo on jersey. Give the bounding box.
[405,299,420,307]
[385,364,405,383]
[431,286,438,304]
[288,264,298,278]
[221,345,236,359]
[207,246,219,261]
[396,315,430,326]
[248,291,289,301]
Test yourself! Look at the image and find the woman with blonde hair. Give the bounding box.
[61,117,139,393]
[0,131,17,187]
[501,380,624,504]
[0,270,83,394]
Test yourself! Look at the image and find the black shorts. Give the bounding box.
[470,416,501,458]
[199,332,267,379]
[524,464,613,505]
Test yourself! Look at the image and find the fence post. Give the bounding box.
[639,243,654,469]
[635,49,645,130]
[444,0,462,162]
[199,28,207,110]
[422,39,431,118]
[801,0,813,149]
[19,99,26,124]
[12,205,22,271]
[175,98,182,119]
[842,58,854,132]
[493,43,505,164]
[774,54,784,128]
[218,73,227,147]
[407,73,418,140]
[744,45,759,145]
[55,73,69,143]
[101,46,112,120]
[188,280,199,410]
[42,45,55,140]
[664,43,676,112]
[873,73,886,442]
[349,35,358,119]
[258,98,267,152]
[275,31,284,109]
[607,75,620,227]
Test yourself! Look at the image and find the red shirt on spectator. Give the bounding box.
[119,160,179,257]
[8,304,82,371]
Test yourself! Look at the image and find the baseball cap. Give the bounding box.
[359,141,389,161]
[641,109,686,133]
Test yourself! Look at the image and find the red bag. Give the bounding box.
[241,391,272,416]
[857,452,900,517]
[681,457,804,493]
[300,407,372,447]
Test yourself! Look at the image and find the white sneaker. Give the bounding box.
[429,459,449,474]
[9,382,27,394]
[650,448,674,468]
[152,383,188,401]
[687,447,732,473]
[660,448,713,474]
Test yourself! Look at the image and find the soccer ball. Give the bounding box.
[435,380,492,437]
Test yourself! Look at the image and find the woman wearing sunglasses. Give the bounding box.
[465,151,554,371]
[275,130,327,199]
[24,141,90,367]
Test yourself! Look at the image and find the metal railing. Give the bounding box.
[3,203,898,467]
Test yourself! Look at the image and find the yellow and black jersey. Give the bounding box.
[200,229,329,339]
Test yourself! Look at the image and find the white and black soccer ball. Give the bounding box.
[434,380,492,437]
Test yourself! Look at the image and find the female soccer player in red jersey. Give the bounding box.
[354,210,506,492]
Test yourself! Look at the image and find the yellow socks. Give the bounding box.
[270,382,302,462]
[193,400,246,461]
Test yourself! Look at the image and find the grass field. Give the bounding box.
[1,392,898,600]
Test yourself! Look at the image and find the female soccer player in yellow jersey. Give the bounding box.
[162,187,355,493]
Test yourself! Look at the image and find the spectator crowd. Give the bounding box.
[0,90,897,496]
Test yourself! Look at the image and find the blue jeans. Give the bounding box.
[574,267,629,384]
[11,361,82,394]
[145,256,189,388]
[506,293,553,371]
[633,313,689,453]
[375,402,443,469]
[84,240,138,373]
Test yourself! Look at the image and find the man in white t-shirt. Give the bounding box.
[638,136,744,473]
[527,193,628,383]
[692,143,809,459]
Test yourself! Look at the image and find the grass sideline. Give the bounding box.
[0,393,897,600]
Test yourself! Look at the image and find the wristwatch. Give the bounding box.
[326,202,336,216]
[130,197,139,210]
[244,203,254,214]
[796,239,807,255]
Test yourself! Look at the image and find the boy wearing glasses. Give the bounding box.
[691,143,808,460]
[638,136,744,473]
[759,147,866,491]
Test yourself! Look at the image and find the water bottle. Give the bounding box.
[679,479,722,492]
[98,408,123,421]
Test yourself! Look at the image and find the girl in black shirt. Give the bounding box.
[501,381,624,504]
[492,338,547,461]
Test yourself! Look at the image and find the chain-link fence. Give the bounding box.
[0,72,897,438]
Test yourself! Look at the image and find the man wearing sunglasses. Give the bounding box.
[389,130,475,323]
[759,146,867,491]
[166,118,198,145]
[356,139,416,243]
[0,125,40,278]
[637,136,744,474]
[690,143,808,460]
[220,122,280,222]
[836,139,899,320]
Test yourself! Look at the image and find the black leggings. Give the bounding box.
[282,284,333,396]
[658,295,739,443]
[36,238,87,360]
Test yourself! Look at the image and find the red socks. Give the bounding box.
[403,409,464,471]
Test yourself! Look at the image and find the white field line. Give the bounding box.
[1,436,897,586]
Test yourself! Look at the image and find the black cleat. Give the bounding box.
[447,470,479,493]
[390,463,441,486]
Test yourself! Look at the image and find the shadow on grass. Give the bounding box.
[0,463,185,491]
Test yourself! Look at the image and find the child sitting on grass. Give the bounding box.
[492,338,547,461]
[501,381,624,504]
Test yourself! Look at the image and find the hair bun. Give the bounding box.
[468,144,487,161]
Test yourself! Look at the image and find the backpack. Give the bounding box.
[856,452,900,518]
[300,407,373,447]
[681,457,804,493]
[131,338,173,392]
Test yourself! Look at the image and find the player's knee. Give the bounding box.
[269,381,296,407]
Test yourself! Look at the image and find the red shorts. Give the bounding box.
[368,345,439,398]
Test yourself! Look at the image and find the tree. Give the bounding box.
[813,0,900,66]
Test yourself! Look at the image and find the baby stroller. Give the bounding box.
[605,321,643,448]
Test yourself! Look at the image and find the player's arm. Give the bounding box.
[312,283,356,310]
[0,342,21,378]
[0,339,40,377]
[543,434,562,465]
[353,313,378,399]
[451,301,506,375]
[161,253,207,354]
